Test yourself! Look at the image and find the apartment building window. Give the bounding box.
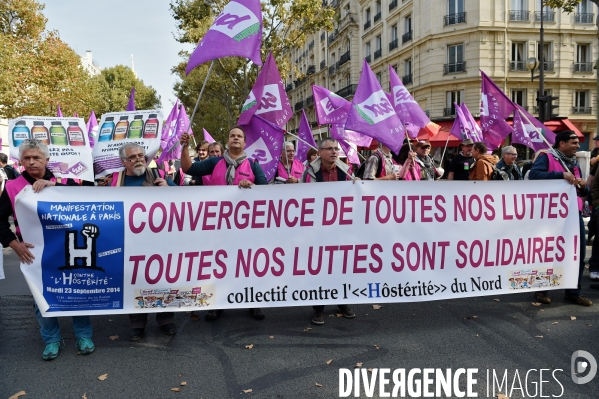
[364,8,371,30]
[389,24,398,51]
[576,0,594,23]
[535,0,554,22]
[575,44,593,72]
[537,42,554,71]
[365,42,371,63]
[510,42,526,71]
[376,71,382,85]
[445,90,464,116]
[511,89,527,108]
[403,15,412,43]
[403,59,413,85]
[374,36,382,59]
[346,74,351,87]
[444,44,465,74]
[574,91,592,114]
[510,0,530,21]
[374,1,382,23]
[445,0,466,25]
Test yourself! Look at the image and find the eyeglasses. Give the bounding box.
[320,147,340,152]
[506,153,518,156]
[124,155,145,162]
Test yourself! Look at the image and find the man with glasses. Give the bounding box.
[302,137,356,324]
[273,141,304,184]
[414,140,441,181]
[496,146,523,180]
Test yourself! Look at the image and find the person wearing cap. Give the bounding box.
[468,142,498,181]
[496,146,523,181]
[397,141,441,181]
[529,131,592,306]
[448,139,475,181]
[363,143,400,180]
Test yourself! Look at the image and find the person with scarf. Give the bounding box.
[400,140,441,181]
[180,127,267,320]
[273,141,304,184]
[529,131,592,307]
[496,146,523,181]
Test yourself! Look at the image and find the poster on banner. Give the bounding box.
[92,110,163,178]
[16,181,579,316]
[8,117,94,181]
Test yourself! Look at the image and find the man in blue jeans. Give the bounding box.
[0,139,95,360]
[529,131,592,306]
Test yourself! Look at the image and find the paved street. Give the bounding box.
[1,244,598,399]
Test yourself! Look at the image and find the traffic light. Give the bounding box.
[537,96,547,122]
[546,96,559,120]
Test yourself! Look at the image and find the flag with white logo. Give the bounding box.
[241,114,285,181]
[512,105,553,151]
[312,85,351,124]
[388,65,431,133]
[480,71,514,149]
[330,124,372,147]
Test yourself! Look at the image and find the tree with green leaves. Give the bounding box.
[92,65,161,114]
[545,0,599,13]
[170,0,334,142]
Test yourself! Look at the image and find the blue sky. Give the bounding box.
[42,0,194,109]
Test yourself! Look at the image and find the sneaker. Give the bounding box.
[129,328,145,342]
[312,310,324,325]
[42,341,63,361]
[205,309,223,321]
[535,292,551,304]
[160,323,177,336]
[337,305,356,318]
[564,294,593,307]
[250,308,265,320]
[76,337,95,355]
[590,272,599,281]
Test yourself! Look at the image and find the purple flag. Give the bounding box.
[339,139,360,167]
[330,124,372,147]
[238,52,292,127]
[203,128,215,143]
[344,60,404,154]
[186,0,263,75]
[296,109,318,163]
[461,103,483,142]
[388,65,431,129]
[241,114,285,181]
[450,103,469,140]
[480,71,514,149]
[158,106,191,163]
[56,104,63,117]
[161,100,180,150]
[126,88,136,111]
[312,85,351,124]
[512,105,553,152]
[86,110,98,149]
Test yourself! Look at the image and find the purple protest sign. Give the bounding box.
[460,103,483,142]
[241,114,285,181]
[388,65,431,129]
[158,106,191,163]
[160,101,180,151]
[186,0,263,75]
[238,52,292,127]
[345,60,404,154]
[312,85,351,124]
[126,88,136,111]
[512,105,553,152]
[203,128,215,143]
[86,110,98,149]
[296,109,318,163]
[480,71,515,149]
[330,124,372,147]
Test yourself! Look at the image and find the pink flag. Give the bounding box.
[158,106,191,163]
[56,104,63,117]
[344,60,404,154]
[330,124,372,147]
[203,128,215,143]
[480,71,514,149]
[296,109,318,163]
[186,0,263,75]
[238,52,292,127]
[161,100,180,150]
[339,139,360,167]
[460,103,483,142]
[512,105,554,152]
[126,88,136,111]
[241,114,285,181]
[388,65,431,129]
[86,110,98,149]
[312,85,351,124]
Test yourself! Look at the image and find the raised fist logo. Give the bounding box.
[81,224,99,239]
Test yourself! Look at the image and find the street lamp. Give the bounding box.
[526,57,539,80]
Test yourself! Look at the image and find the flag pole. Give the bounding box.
[440,131,451,164]
[186,60,215,149]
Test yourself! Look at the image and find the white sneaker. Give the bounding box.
[590,272,599,280]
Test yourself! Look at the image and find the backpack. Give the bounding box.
[491,165,509,181]
[355,152,382,179]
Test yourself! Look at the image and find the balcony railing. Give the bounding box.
[374,12,381,23]
[320,60,326,70]
[542,61,554,72]
[285,83,292,92]
[573,106,592,114]
[328,32,338,45]
[533,106,540,114]
[510,61,527,71]
[294,77,306,88]
[575,13,594,23]
[574,62,593,72]
[402,30,412,44]
[389,0,397,11]
[510,10,530,21]
[365,54,371,63]
[444,12,466,26]
[535,11,555,22]
[306,95,314,106]
[336,84,358,98]
[294,100,304,111]
[328,64,337,75]
[443,108,455,117]
[364,20,371,30]
[389,39,398,51]
[443,62,466,74]
[307,65,316,75]
[374,49,382,59]
[402,74,412,85]
[339,51,350,66]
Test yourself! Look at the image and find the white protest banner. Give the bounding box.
[15,181,579,317]
[92,110,163,178]
[8,117,94,181]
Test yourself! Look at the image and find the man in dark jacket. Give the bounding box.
[496,146,523,180]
